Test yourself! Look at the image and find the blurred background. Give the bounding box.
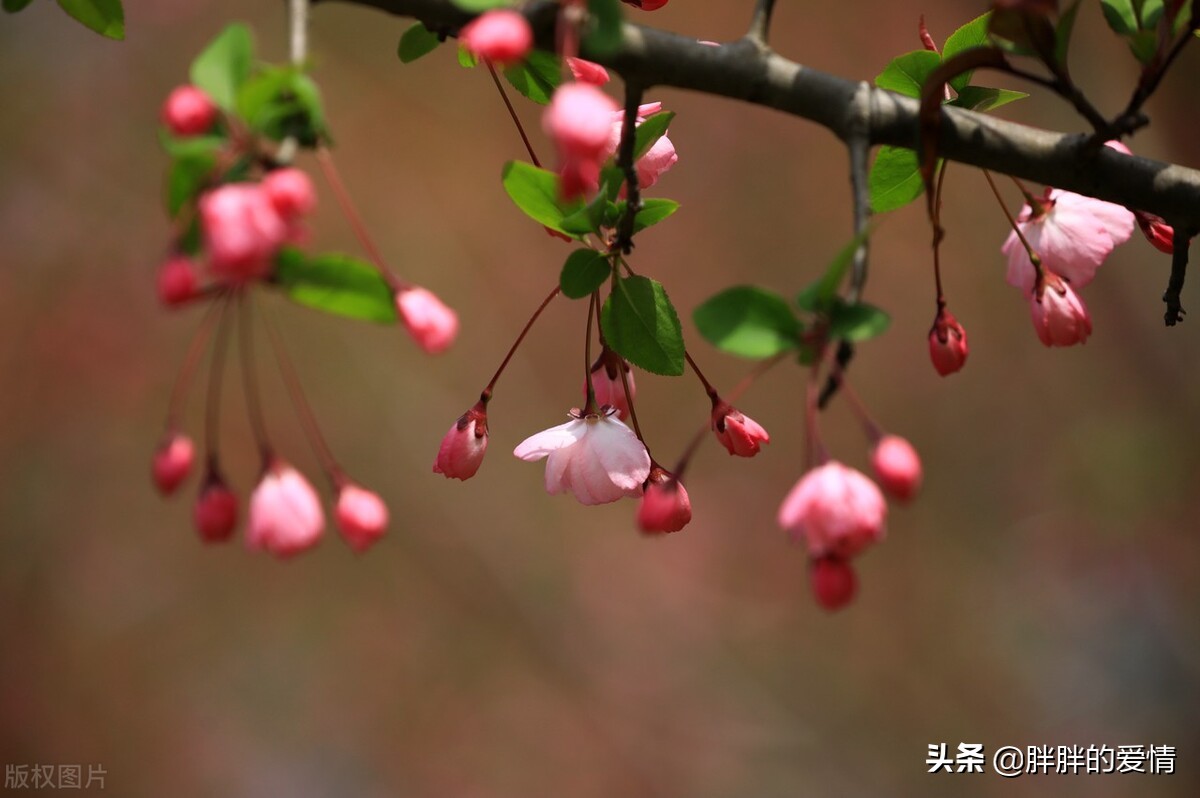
[1,1,1198,795]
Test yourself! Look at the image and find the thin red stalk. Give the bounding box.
[315,146,405,292]
[984,169,1042,274]
[832,372,882,442]
[684,351,719,401]
[483,285,561,399]
[583,290,598,414]
[485,59,541,168]
[236,292,273,463]
[203,295,236,462]
[931,162,949,304]
[165,298,224,430]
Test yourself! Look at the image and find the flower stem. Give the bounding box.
[485,59,541,168]
[984,169,1043,278]
[482,284,561,401]
[165,298,224,431]
[203,294,236,464]
[684,351,719,402]
[236,292,273,464]
[583,290,598,414]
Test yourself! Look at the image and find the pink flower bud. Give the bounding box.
[566,57,610,86]
[871,435,922,504]
[1134,210,1175,254]
[396,286,459,355]
[161,85,218,137]
[194,476,238,543]
[248,460,325,558]
[811,557,857,612]
[711,402,770,457]
[544,83,619,162]
[622,0,669,9]
[261,168,317,219]
[635,133,678,190]
[152,432,194,495]
[434,404,489,480]
[335,484,389,553]
[587,353,634,420]
[636,467,692,534]
[460,9,533,66]
[928,309,968,376]
[777,461,886,559]
[199,183,288,282]
[157,255,199,307]
[1030,271,1092,347]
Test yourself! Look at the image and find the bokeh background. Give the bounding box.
[2,1,1199,795]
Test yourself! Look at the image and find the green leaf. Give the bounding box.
[559,250,612,299]
[3,0,37,13]
[827,301,891,342]
[1127,29,1159,62]
[451,0,512,10]
[190,23,254,110]
[501,161,583,235]
[166,155,216,218]
[1055,1,1082,65]
[585,0,623,56]
[869,145,925,214]
[942,12,992,91]
[502,51,562,105]
[457,47,479,68]
[398,22,442,63]
[632,198,679,232]
[952,85,1028,112]
[693,286,800,359]
[874,50,941,98]
[796,230,872,313]
[235,67,326,144]
[1101,0,1138,35]
[560,184,616,235]
[1141,0,1165,28]
[273,249,397,323]
[633,111,674,159]
[56,0,123,39]
[158,130,225,159]
[601,275,685,376]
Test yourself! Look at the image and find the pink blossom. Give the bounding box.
[194,477,238,543]
[567,57,610,85]
[636,467,692,534]
[1030,271,1092,347]
[433,404,488,480]
[199,183,288,282]
[871,435,922,504]
[635,133,678,190]
[513,408,650,505]
[810,557,857,612]
[460,9,533,66]
[928,308,969,376]
[157,255,199,307]
[711,402,770,457]
[335,484,389,553]
[544,84,619,199]
[1001,188,1134,294]
[622,0,669,9]
[586,354,635,420]
[777,462,886,559]
[161,85,218,137]
[152,432,194,495]
[262,168,317,218]
[248,460,325,558]
[396,286,458,354]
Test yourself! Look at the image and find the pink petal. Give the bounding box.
[513,418,586,461]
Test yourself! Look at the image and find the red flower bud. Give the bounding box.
[636,467,692,534]
[194,473,238,543]
[157,255,199,307]
[433,403,489,480]
[928,308,969,376]
[871,435,923,504]
[810,557,858,612]
[711,401,770,457]
[161,85,218,137]
[335,483,389,553]
[152,432,194,495]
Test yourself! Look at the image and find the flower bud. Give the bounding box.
[778,461,886,559]
[566,57,610,86]
[928,309,969,376]
[152,432,195,495]
[636,467,692,534]
[161,85,218,137]
[810,557,857,612]
[622,0,670,9]
[157,255,199,307]
[587,351,634,420]
[199,183,288,282]
[248,459,325,558]
[396,286,459,355]
[544,83,619,162]
[335,483,389,553]
[871,435,923,504]
[1134,210,1175,254]
[194,474,238,543]
[711,401,770,457]
[433,404,489,480]
[261,168,317,219]
[1030,271,1092,347]
[460,9,533,65]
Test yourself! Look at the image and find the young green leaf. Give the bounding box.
[874,50,941,98]
[457,47,479,68]
[952,86,1028,112]
[826,301,891,342]
[190,23,254,110]
[502,51,562,105]
[559,250,612,299]
[633,111,674,159]
[942,11,992,91]
[869,146,925,214]
[601,275,685,376]
[452,0,512,10]
[167,155,216,218]
[1101,0,1138,35]
[633,199,679,232]
[693,286,801,359]
[585,0,623,56]
[3,0,37,12]
[273,249,397,323]
[501,161,582,235]
[796,229,872,313]
[1055,0,1082,66]
[56,0,123,39]
[235,67,327,144]
[398,22,442,64]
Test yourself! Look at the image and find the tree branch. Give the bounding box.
[316,0,1200,230]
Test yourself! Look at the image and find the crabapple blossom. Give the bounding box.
[396,286,459,355]
[777,461,886,559]
[711,402,770,457]
[262,167,317,218]
[335,484,389,553]
[194,477,238,542]
[811,557,858,612]
[566,57,610,86]
[161,85,218,137]
[636,467,692,534]
[460,10,533,66]
[635,133,679,190]
[152,432,194,495]
[587,354,635,420]
[513,408,650,506]
[928,308,969,376]
[1030,271,1092,347]
[248,460,325,558]
[157,255,199,307]
[544,83,619,199]
[871,435,922,504]
[199,183,289,282]
[433,405,489,480]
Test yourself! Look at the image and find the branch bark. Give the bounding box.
[317,0,1200,230]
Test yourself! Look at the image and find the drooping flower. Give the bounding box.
[513,407,650,505]
[871,435,922,504]
[1030,271,1092,347]
[194,473,238,543]
[711,401,770,457]
[433,403,489,480]
[460,9,533,65]
[544,83,620,199]
[199,183,288,282]
[1001,188,1134,294]
[247,459,325,558]
[396,286,458,355]
[777,461,886,559]
[636,467,692,534]
[335,483,389,553]
[566,57,610,86]
[928,308,969,376]
[161,85,218,137]
[262,167,317,219]
[157,255,199,307]
[810,556,858,612]
[152,432,195,495]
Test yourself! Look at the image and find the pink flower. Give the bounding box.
[545,84,619,199]
[810,557,857,612]
[1001,188,1134,294]
[777,462,886,559]
[460,9,533,65]
[635,133,678,190]
[157,255,199,307]
[928,308,969,376]
[194,474,238,543]
[586,353,635,420]
[871,435,922,504]
[622,0,669,9]
[636,467,692,534]
[161,85,218,137]
[335,484,389,553]
[567,57,610,86]
[396,286,458,354]
[152,432,194,495]
[1030,271,1092,347]
[711,402,770,457]
[261,168,317,218]
[248,460,325,558]
[199,183,288,282]
[513,407,650,505]
[433,403,489,480]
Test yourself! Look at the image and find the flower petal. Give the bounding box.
[513,418,586,461]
